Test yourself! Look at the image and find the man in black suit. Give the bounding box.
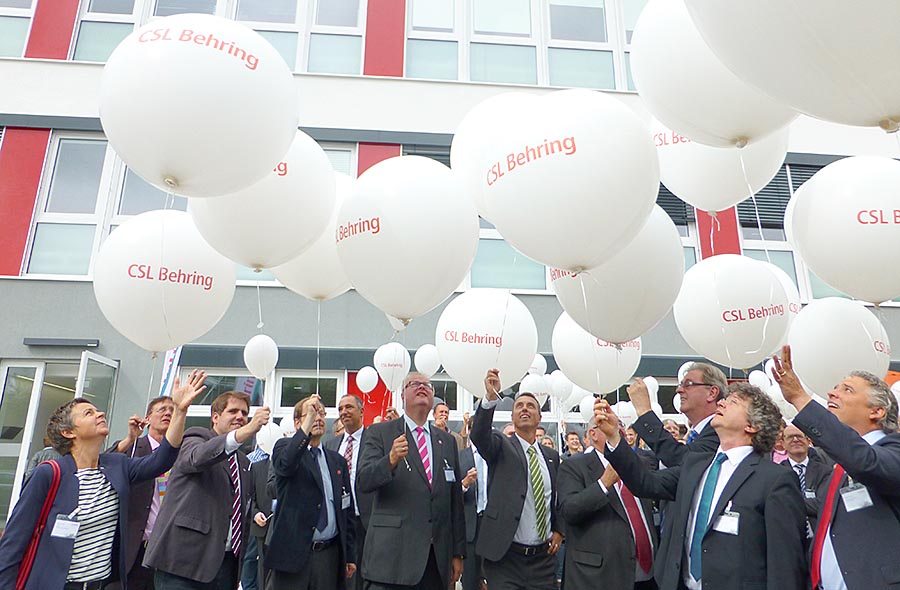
[625,426,659,472]
[597,382,807,590]
[357,372,466,590]
[324,394,369,590]
[458,445,483,590]
[773,345,900,590]
[265,395,356,590]
[559,414,658,590]
[470,369,563,590]
[780,422,831,535]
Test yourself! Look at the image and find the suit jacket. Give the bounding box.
[458,447,478,544]
[265,430,356,582]
[558,449,658,590]
[792,401,900,590]
[469,402,561,562]
[632,411,719,468]
[249,457,272,538]
[357,418,465,587]
[779,455,831,533]
[325,427,374,529]
[0,441,178,590]
[606,438,807,590]
[143,427,251,584]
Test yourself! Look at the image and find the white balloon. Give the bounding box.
[673,394,682,412]
[748,370,771,390]
[93,210,236,352]
[674,254,791,368]
[374,343,411,392]
[891,381,900,411]
[190,131,335,270]
[677,361,694,383]
[776,398,798,421]
[550,206,684,343]
[758,262,802,346]
[767,383,785,403]
[788,298,891,397]
[255,422,284,456]
[579,395,595,422]
[356,366,379,394]
[243,334,279,379]
[100,14,297,197]
[552,312,643,394]
[653,119,788,212]
[551,371,575,402]
[791,156,900,303]
[650,402,664,417]
[414,344,442,378]
[529,354,548,376]
[481,89,659,271]
[279,416,296,437]
[566,385,592,411]
[643,376,660,404]
[435,289,538,398]
[519,374,549,395]
[631,0,796,147]
[617,402,638,425]
[684,0,900,130]
[336,156,479,321]
[272,173,354,302]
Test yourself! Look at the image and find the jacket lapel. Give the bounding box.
[431,427,446,496]
[307,447,325,496]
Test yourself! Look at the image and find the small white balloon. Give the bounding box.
[566,385,592,411]
[643,376,660,404]
[279,416,296,437]
[673,394,682,412]
[579,395,596,422]
[678,361,694,383]
[255,422,284,456]
[650,402,664,417]
[552,312,642,394]
[551,371,575,402]
[243,334,279,380]
[414,344,442,378]
[356,366,380,394]
[374,343,411,392]
[519,373,548,395]
[529,354,548,376]
[748,370,771,391]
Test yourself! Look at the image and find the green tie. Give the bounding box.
[527,446,549,540]
[690,452,728,581]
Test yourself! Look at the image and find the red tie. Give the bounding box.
[618,483,653,574]
[810,464,845,589]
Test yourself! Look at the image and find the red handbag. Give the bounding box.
[16,460,61,590]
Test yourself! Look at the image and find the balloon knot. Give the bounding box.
[879,118,899,133]
[734,137,749,149]
[708,211,717,218]
[163,177,178,188]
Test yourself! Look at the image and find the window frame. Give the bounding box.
[0,1,35,58]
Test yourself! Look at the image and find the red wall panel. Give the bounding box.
[25,0,80,59]
[696,207,742,259]
[0,128,50,276]
[363,0,406,77]
[357,143,401,176]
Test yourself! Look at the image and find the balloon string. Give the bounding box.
[256,280,264,330]
[707,213,720,256]
[494,249,519,370]
[147,351,158,402]
[739,149,771,264]
[316,300,321,397]
[159,214,175,350]
[578,272,604,397]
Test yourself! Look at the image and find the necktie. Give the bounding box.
[228,454,242,555]
[311,448,329,531]
[794,464,814,538]
[689,452,728,581]
[474,450,488,513]
[811,464,845,589]
[527,446,549,541]
[618,483,653,574]
[415,427,432,486]
[686,429,699,444]
[343,434,354,472]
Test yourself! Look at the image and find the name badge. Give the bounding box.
[444,468,456,483]
[712,511,740,536]
[51,515,80,539]
[804,490,817,500]
[341,492,352,510]
[840,483,874,512]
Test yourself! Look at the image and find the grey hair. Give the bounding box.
[849,371,899,433]
[687,362,728,401]
[728,382,783,454]
[339,394,364,410]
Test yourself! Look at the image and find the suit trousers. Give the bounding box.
[128,543,156,590]
[351,518,366,590]
[154,552,238,590]
[483,548,557,590]
[267,542,340,590]
[365,547,443,590]
[462,516,484,590]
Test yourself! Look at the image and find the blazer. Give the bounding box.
[779,455,831,533]
[632,411,719,468]
[324,427,374,529]
[248,457,272,538]
[458,447,478,544]
[792,401,900,590]
[143,427,251,584]
[264,430,356,582]
[356,418,466,587]
[0,440,178,590]
[469,402,561,562]
[558,450,659,590]
[606,438,807,590]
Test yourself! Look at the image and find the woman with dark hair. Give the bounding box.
[0,370,207,590]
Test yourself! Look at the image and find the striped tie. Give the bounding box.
[415,427,432,486]
[527,446,548,541]
[794,464,814,538]
[228,454,242,555]
[343,435,354,471]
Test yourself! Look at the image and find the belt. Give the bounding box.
[312,537,337,552]
[508,542,549,557]
[64,582,106,590]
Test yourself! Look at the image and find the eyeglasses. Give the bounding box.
[678,380,713,389]
[405,381,433,391]
[784,434,807,442]
[151,405,174,415]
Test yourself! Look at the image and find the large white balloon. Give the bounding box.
[791,156,900,303]
[414,344,441,378]
[653,120,788,212]
[189,131,335,270]
[684,1,900,130]
[748,370,771,391]
[435,290,538,398]
[519,374,550,396]
[758,262,801,345]
[631,0,795,148]
[100,14,298,197]
[788,298,891,397]
[243,334,279,379]
[272,173,354,302]
[336,156,479,321]
[374,343,411,392]
[356,366,379,394]
[673,255,791,368]
[552,312,643,394]
[93,210,236,352]
[550,206,684,343]
[643,376,660,405]
[481,89,659,271]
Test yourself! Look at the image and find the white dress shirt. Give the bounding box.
[513,433,553,545]
[338,427,363,516]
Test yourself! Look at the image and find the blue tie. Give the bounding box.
[690,452,728,581]
[311,447,328,531]
[686,429,699,444]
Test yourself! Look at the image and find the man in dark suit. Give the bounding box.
[357,372,466,590]
[458,445,483,590]
[470,369,563,590]
[265,394,356,589]
[325,394,370,590]
[107,395,176,590]
[625,426,659,472]
[559,415,658,590]
[773,345,900,590]
[144,391,271,590]
[779,422,831,535]
[597,382,807,590]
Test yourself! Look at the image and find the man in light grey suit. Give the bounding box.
[144,391,271,590]
[357,372,465,590]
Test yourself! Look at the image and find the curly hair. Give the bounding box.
[46,397,91,455]
[727,382,783,454]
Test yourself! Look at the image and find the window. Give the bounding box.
[154,0,216,17]
[470,239,547,289]
[470,43,537,84]
[236,0,297,23]
[549,0,606,43]
[474,0,531,36]
[72,0,138,62]
[308,0,365,74]
[0,1,32,58]
[547,47,614,89]
[315,0,359,27]
[431,375,459,410]
[406,0,461,80]
[406,39,458,80]
[322,144,357,176]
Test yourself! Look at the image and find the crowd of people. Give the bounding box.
[0,345,898,590]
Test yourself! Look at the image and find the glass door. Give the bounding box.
[75,351,119,417]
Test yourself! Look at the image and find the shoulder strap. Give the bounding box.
[16,460,61,590]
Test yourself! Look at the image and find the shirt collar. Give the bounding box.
[515,433,540,453]
[147,434,162,450]
[592,447,610,468]
[404,414,430,435]
[863,429,887,445]
[788,457,809,468]
[715,445,754,467]
[692,414,715,434]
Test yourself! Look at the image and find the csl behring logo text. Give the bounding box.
[722,304,785,323]
[336,216,381,244]
[128,264,214,291]
[485,136,577,186]
[444,330,502,348]
[138,28,260,70]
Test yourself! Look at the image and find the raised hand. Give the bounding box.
[247,407,272,434]
[594,399,621,445]
[484,369,501,401]
[171,369,207,412]
[771,345,812,411]
[627,377,652,415]
[389,432,409,468]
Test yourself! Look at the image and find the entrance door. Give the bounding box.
[75,351,119,417]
